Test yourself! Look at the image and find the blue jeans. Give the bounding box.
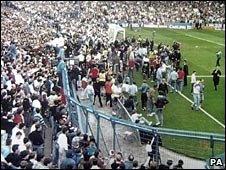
[192,93,200,110]
[33,144,44,156]
[147,98,154,114]
[170,80,177,92]
[176,80,184,92]
[155,108,163,125]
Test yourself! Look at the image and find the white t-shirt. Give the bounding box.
[30,124,36,134]
[29,84,36,94]
[32,99,41,109]
[15,73,24,85]
[57,133,68,152]
[48,94,59,106]
[191,73,196,83]
[78,53,85,62]
[129,84,138,96]
[122,83,131,93]
[11,127,25,141]
[11,136,24,147]
[111,84,122,98]
[193,82,201,94]
[5,80,12,91]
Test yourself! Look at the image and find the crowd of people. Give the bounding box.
[1,1,224,169]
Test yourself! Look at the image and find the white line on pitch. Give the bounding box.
[167,84,225,128]
[185,34,225,46]
[187,75,225,78]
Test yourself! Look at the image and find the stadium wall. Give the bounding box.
[120,22,225,30]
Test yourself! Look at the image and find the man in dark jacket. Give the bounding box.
[158,78,168,96]
[212,66,221,91]
[93,78,103,107]
[5,114,17,137]
[5,144,21,168]
[28,124,44,155]
[154,92,169,126]
[183,59,189,86]
[124,95,135,113]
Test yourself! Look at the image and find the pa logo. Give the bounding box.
[209,158,224,166]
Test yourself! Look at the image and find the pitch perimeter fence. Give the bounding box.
[60,61,225,169]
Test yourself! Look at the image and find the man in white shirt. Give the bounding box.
[57,126,68,167]
[28,81,36,95]
[122,81,131,94]
[11,123,25,142]
[192,80,201,111]
[129,81,138,107]
[48,91,60,107]
[84,80,95,104]
[15,70,25,85]
[11,131,24,147]
[111,82,122,99]
[78,52,85,67]
[169,68,178,93]
[32,98,41,110]
[129,81,138,96]
[156,67,163,87]
[190,71,197,93]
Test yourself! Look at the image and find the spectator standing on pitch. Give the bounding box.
[215,50,222,67]
[158,78,168,97]
[199,79,205,105]
[212,66,222,91]
[138,79,150,111]
[169,68,178,93]
[154,91,169,126]
[147,84,158,117]
[190,71,197,93]
[128,81,138,107]
[192,80,201,111]
[183,59,189,86]
[177,67,185,92]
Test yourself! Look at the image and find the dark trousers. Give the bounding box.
[141,93,148,109]
[214,82,218,91]
[148,148,161,165]
[106,93,112,107]
[216,58,220,66]
[191,83,194,93]
[94,93,103,107]
[184,75,188,86]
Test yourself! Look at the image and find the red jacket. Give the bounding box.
[178,70,185,80]
[105,81,112,94]
[128,59,135,69]
[90,67,99,79]
[13,114,23,124]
